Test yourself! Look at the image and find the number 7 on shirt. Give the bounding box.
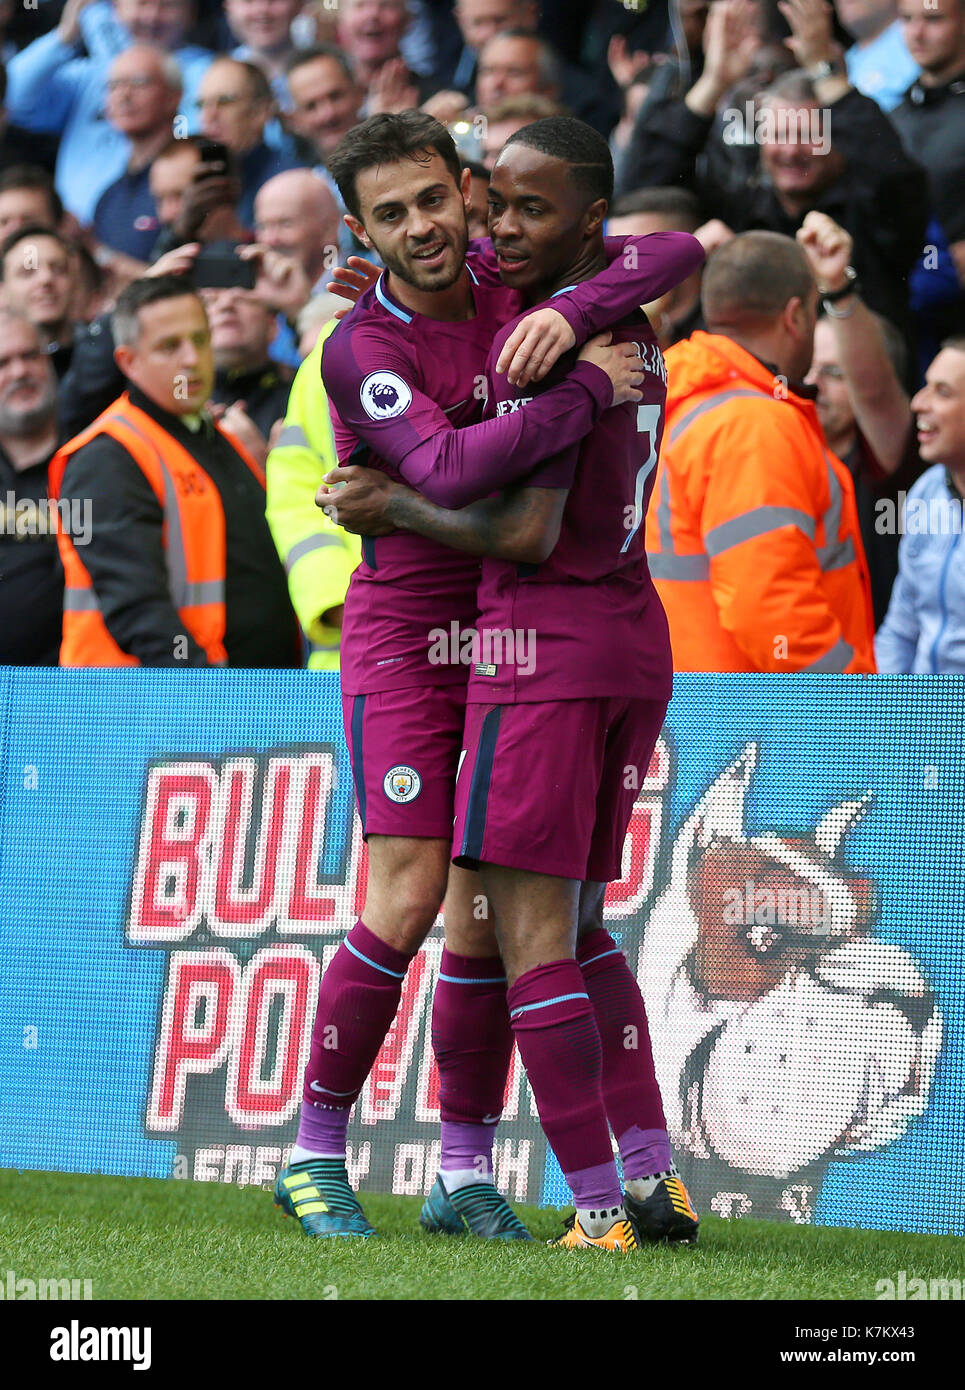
[621,403,662,555]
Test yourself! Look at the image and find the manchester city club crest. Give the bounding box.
[383,765,422,803]
[360,371,413,420]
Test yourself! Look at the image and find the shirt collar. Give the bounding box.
[375,261,480,326]
[127,385,215,438]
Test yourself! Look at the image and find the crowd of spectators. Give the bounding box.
[0,0,961,672]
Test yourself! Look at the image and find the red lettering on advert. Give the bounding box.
[148,948,238,1128]
[130,764,217,941]
[226,945,319,1126]
[211,758,291,933]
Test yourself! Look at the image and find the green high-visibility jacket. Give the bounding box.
[266,320,361,671]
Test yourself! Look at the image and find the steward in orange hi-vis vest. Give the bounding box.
[48,392,266,667]
[645,332,876,673]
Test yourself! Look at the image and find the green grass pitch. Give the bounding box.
[1,1170,959,1301]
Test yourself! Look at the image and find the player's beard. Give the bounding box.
[380,223,469,294]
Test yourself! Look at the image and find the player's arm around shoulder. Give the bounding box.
[323,466,568,565]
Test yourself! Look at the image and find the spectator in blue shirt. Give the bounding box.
[5,0,213,224]
[225,0,302,102]
[836,0,919,110]
[876,340,965,671]
[93,46,183,262]
[225,0,305,157]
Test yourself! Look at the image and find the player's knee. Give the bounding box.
[575,881,606,937]
[498,921,575,984]
[445,910,500,957]
[363,874,445,951]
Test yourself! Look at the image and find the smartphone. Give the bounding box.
[189,249,256,291]
[196,139,231,173]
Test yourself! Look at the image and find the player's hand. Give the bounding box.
[316,464,400,535]
[326,256,381,314]
[496,306,577,388]
[577,332,645,406]
[797,211,854,294]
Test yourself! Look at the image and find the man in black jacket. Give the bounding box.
[617,0,928,329]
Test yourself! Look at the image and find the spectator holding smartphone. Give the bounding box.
[195,57,301,227]
[148,136,251,263]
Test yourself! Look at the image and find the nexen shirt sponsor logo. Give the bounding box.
[495,397,534,415]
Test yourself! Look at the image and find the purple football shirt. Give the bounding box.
[468,307,674,704]
[323,234,703,695]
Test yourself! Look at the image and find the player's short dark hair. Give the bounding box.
[465,159,490,182]
[112,275,204,348]
[285,42,356,85]
[502,115,614,207]
[702,231,814,329]
[941,334,965,356]
[0,223,72,277]
[0,165,63,225]
[328,111,464,222]
[610,186,701,231]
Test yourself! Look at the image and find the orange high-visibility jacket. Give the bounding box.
[48,393,266,667]
[645,332,876,673]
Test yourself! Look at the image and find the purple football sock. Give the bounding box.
[293,1100,349,1158]
[507,959,622,1210]
[577,928,670,1180]
[433,948,512,1121]
[439,1120,496,1177]
[298,919,413,1136]
[618,1125,673,1179]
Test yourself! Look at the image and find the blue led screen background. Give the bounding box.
[0,670,962,1235]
